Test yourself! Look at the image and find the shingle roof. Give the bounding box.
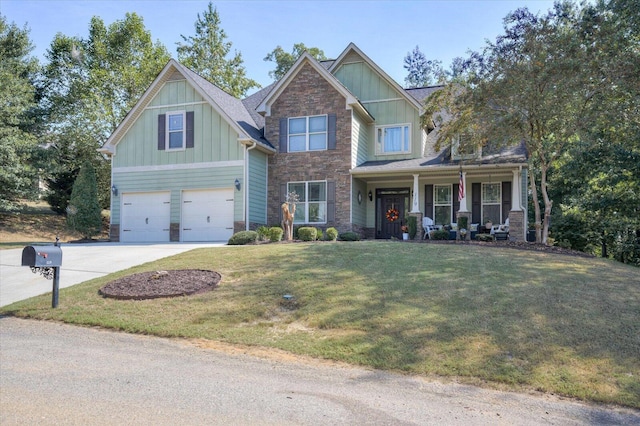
[405,85,444,103]
[178,63,274,150]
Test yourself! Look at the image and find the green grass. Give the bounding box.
[2,241,639,408]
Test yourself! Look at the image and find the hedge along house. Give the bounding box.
[99,59,275,242]
[101,43,528,242]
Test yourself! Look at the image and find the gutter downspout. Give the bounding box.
[244,141,257,231]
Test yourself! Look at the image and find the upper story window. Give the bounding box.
[288,115,327,152]
[287,181,327,224]
[451,133,480,160]
[167,111,186,150]
[376,124,411,155]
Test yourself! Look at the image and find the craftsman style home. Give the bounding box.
[100,43,528,243]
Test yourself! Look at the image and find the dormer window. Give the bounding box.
[451,133,479,160]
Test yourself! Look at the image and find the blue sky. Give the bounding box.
[2,0,556,89]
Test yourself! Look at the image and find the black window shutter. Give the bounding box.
[502,181,511,223]
[186,111,194,148]
[327,114,337,150]
[472,183,481,223]
[327,181,336,223]
[157,114,166,150]
[279,118,288,153]
[453,183,460,223]
[424,184,434,220]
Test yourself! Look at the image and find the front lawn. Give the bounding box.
[2,242,638,408]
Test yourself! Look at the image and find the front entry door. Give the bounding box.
[376,188,410,239]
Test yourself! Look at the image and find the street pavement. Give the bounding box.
[0,242,223,307]
[2,317,638,425]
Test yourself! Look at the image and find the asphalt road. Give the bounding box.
[1,317,638,425]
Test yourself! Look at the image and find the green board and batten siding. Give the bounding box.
[111,77,247,231]
[333,57,421,162]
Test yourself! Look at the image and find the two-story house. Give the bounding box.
[100,43,527,243]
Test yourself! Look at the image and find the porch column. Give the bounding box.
[458,171,469,212]
[511,169,522,211]
[411,174,420,213]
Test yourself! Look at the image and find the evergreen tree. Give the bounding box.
[403,45,444,88]
[177,2,258,97]
[66,161,102,239]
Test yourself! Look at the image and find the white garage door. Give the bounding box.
[121,192,171,242]
[182,189,234,242]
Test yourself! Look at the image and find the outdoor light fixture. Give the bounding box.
[111,185,118,196]
[234,178,241,191]
[368,190,373,201]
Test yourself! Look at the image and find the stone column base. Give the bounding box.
[508,210,525,242]
[456,211,472,241]
[408,212,423,240]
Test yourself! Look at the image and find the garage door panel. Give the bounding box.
[182,189,234,242]
[121,192,171,243]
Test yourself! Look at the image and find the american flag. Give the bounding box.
[458,171,465,202]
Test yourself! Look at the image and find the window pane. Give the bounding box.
[435,206,451,226]
[168,114,183,131]
[435,186,451,204]
[309,202,326,222]
[289,135,306,152]
[169,131,183,149]
[384,127,402,152]
[404,126,409,151]
[483,183,500,203]
[309,133,326,150]
[483,205,500,224]
[309,116,326,132]
[288,183,306,202]
[308,182,326,201]
[289,118,306,134]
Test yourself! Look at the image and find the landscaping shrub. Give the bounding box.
[326,227,338,241]
[269,227,283,242]
[475,233,494,242]
[338,231,360,241]
[256,226,270,241]
[316,227,324,241]
[407,216,417,239]
[431,229,450,240]
[228,230,258,245]
[297,227,317,241]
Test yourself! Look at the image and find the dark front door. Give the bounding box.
[376,188,410,239]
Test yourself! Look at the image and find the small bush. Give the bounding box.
[431,229,450,240]
[338,231,360,241]
[406,216,418,239]
[326,227,338,241]
[316,227,324,241]
[297,227,318,241]
[256,226,270,241]
[228,230,258,245]
[475,233,494,242]
[269,227,283,242]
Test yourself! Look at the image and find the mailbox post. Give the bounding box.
[21,238,63,308]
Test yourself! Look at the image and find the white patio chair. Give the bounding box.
[423,217,438,239]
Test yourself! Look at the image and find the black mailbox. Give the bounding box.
[22,245,63,268]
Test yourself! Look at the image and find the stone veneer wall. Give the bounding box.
[109,224,120,242]
[170,223,180,242]
[265,62,354,234]
[507,210,525,242]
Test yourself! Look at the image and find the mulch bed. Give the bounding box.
[99,269,221,300]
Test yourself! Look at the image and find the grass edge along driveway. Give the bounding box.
[2,241,639,409]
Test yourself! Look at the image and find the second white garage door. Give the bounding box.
[182,189,234,242]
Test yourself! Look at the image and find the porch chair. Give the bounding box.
[422,217,438,239]
[490,218,510,240]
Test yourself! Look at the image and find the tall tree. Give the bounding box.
[264,43,327,81]
[40,13,170,213]
[0,15,40,210]
[403,45,444,88]
[177,2,258,97]
[425,2,590,244]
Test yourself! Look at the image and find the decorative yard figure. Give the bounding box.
[281,192,300,241]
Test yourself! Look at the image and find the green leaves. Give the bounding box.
[264,43,327,81]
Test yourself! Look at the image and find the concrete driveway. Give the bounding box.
[0,242,224,307]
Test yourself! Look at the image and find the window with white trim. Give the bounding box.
[376,124,411,154]
[434,185,452,226]
[288,115,327,152]
[482,183,501,224]
[451,133,479,160]
[167,111,186,150]
[287,181,327,224]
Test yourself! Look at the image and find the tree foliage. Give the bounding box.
[67,161,102,239]
[403,45,444,88]
[264,43,327,81]
[0,15,41,210]
[177,2,258,97]
[40,13,170,213]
